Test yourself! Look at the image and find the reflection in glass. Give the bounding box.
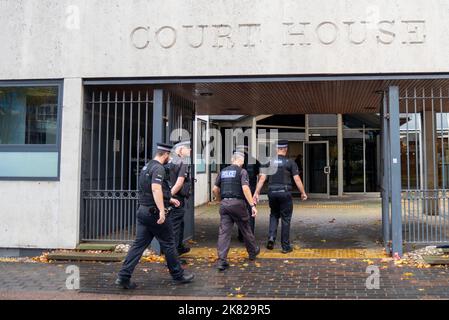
[0,87,58,145]
[309,128,338,195]
[343,130,364,192]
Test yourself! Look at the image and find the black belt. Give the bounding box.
[140,205,159,214]
[140,205,173,214]
[269,185,291,192]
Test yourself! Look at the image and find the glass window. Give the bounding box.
[309,128,338,195]
[0,83,61,180]
[196,120,207,173]
[308,114,337,127]
[343,129,364,192]
[0,87,58,145]
[365,130,379,192]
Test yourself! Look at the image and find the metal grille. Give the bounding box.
[81,89,153,242]
[400,87,449,243]
[167,93,195,240]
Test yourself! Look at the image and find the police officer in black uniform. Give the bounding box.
[213,151,260,271]
[253,140,308,254]
[115,143,194,289]
[235,145,260,242]
[165,140,192,255]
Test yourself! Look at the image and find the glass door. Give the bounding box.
[303,141,330,198]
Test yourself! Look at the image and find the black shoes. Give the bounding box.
[266,238,275,250]
[180,259,188,265]
[178,246,191,255]
[173,272,195,284]
[217,260,230,271]
[249,246,261,261]
[281,246,293,254]
[115,277,138,290]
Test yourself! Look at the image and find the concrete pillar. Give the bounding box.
[59,78,84,248]
[422,109,440,215]
[337,114,344,197]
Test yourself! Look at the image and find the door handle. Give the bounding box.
[324,166,330,175]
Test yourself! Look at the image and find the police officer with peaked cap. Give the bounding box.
[253,140,308,254]
[235,145,260,242]
[165,140,193,256]
[115,143,194,289]
[212,151,260,271]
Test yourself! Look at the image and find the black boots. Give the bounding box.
[217,260,230,271]
[173,272,195,284]
[249,246,261,261]
[115,277,138,290]
[266,238,275,250]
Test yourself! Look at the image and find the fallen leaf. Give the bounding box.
[362,259,374,265]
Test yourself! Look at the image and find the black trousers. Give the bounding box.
[237,186,256,239]
[267,191,293,250]
[218,199,258,261]
[118,206,184,280]
[168,199,186,251]
[237,204,255,239]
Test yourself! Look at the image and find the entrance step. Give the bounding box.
[423,255,449,265]
[48,251,126,262]
[182,247,387,259]
[76,243,117,251]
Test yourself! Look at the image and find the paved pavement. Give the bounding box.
[1,258,448,299]
[194,198,384,251]
[1,198,448,300]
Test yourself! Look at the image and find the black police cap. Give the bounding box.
[276,140,289,148]
[156,143,173,152]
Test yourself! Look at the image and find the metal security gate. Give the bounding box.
[80,87,196,243]
[80,88,154,242]
[399,87,449,245]
[167,93,196,241]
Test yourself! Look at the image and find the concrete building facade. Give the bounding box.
[1,0,449,254]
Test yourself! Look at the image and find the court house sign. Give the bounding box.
[131,20,426,50]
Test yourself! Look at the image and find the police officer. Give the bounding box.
[253,140,308,254]
[115,143,194,289]
[165,140,192,256]
[212,151,260,271]
[235,145,260,242]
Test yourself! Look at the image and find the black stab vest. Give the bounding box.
[268,156,292,191]
[220,165,244,199]
[139,160,171,207]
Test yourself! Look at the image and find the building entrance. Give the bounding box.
[304,141,330,197]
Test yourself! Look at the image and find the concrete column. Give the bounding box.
[59,78,84,248]
[337,114,344,197]
[422,109,440,215]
